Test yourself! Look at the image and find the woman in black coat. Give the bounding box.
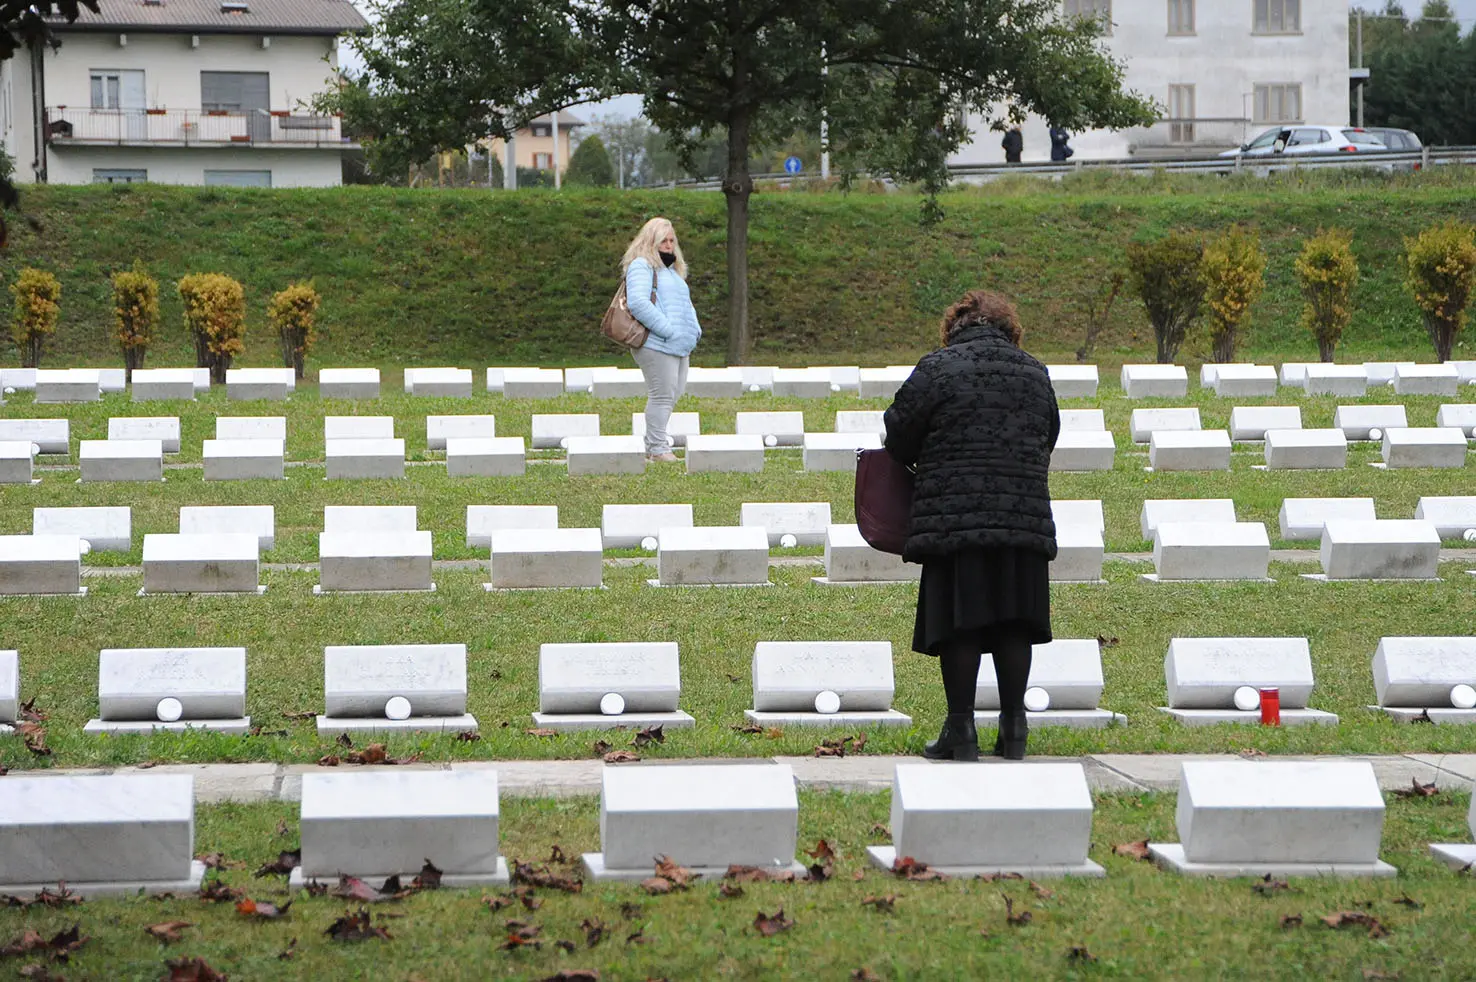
[883,290,1061,761]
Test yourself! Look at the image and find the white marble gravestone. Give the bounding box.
[0,367,36,390]
[216,416,286,442]
[1120,364,1188,398]
[1139,499,1237,541]
[1371,636,1476,723]
[975,639,1123,728]
[1436,403,1476,436]
[685,434,766,473]
[0,774,205,896]
[1429,792,1476,870]
[34,368,101,403]
[1212,365,1278,398]
[225,367,292,401]
[0,649,16,735]
[290,771,506,888]
[316,531,434,593]
[1314,520,1440,581]
[1046,364,1099,398]
[1058,409,1106,432]
[1393,363,1458,396]
[772,367,833,398]
[813,523,920,585]
[589,367,647,398]
[602,504,693,549]
[1050,525,1106,583]
[566,435,646,475]
[33,506,130,552]
[317,643,476,733]
[1333,404,1406,441]
[1049,431,1115,471]
[0,442,36,484]
[562,367,597,393]
[0,534,85,595]
[531,413,600,449]
[631,411,700,447]
[1452,361,1476,384]
[466,504,558,550]
[324,505,417,534]
[834,411,886,435]
[446,437,525,476]
[685,367,744,398]
[1263,428,1347,470]
[203,439,285,481]
[426,415,495,450]
[498,367,564,399]
[582,764,804,881]
[1129,408,1201,444]
[746,641,910,726]
[802,431,882,471]
[653,526,770,586]
[488,528,603,589]
[325,438,405,479]
[859,366,913,399]
[0,418,68,455]
[1149,522,1271,582]
[1364,362,1413,386]
[108,416,180,454]
[1414,496,1476,538]
[740,502,832,546]
[1051,499,1105,532]
[80,439,163,482]
[179,505,275,551]
[1160,636,1335,725]
[323,415,394,441]
[822,365,862,391]
[84,647,250,734]
[867,763,1103,877]
[532,642,695,731]
[1278,497,1376,541]
[735,411,805,446]
[318,368,380,400]
[738,366,777,392]
[141,533,261,595]
[1304,364,1369,397]
[1148,761,1394,877]
[1381,427,1467,469]
[1229,406,1301,442]
[1148,430,1232,471]
[405,367,474,398]
[1278,362,1313,389]
[130,368,196,402]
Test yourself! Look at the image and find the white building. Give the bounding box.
[952,0,1353,163]
[3,0,367,187]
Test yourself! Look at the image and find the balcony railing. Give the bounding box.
[44,108,354,149]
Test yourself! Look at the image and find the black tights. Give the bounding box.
[937,624,1033,716]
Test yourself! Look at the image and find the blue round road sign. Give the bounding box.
[784,155,802,174]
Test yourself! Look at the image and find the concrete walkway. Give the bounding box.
[17,753,1476,804]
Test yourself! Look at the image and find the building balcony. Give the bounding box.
[45,107,357,149]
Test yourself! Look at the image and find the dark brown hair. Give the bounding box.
[939,290,1022,347]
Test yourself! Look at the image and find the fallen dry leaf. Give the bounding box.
[484,894,515,912]
[1096,634,1120,648]
[860,894,897,913]
[1392,779,1439,799]
[1281,913,1303,928]
[1029,881,1055,900]
[753,907,794,937]
[553,940,577,954]
[548,845,570,865]
[0,930,46,957]
[519,890,543,912]
[653,856,696,889]
[499,920,542,951]
[891,856,946,882]
[619,902,642,920]
[850,971,881,982]
[1113,839,1152,861]
[17,721,50,756]
[592,740,612,756]
[603,750,641,764]
[1251,875,1290,895]
[510,860,583,893]
[1238,748,1268,760]
[277,938,297,961]
[317,754,342,767]
[540,972,599,982]
[1003,894,1032,927]
[719,882,744,899]
[194,853,242,871]
[283,710,315,721]
[144,921,192,944]
[254,850,300,877]
[19,697,46,722]
[325,908,393,942]
[16,965,65,982]
[164,956,228,981]
[625,927,649,945]
[725,865,795,884]
[1067,945,1097,963]
[730,723,762,734]
[198,878,243,903]
[331,874,407,903]
[869,823,891,839]
[235,898,292,920]
[1410,710,1434,725]
[1393,894,1421,909]
[336,732,354,748]
[412,860,442,891]
[977,872,1024,883]
[1322,911,1391,938]
[455,731,481,742]
[763,727,784,739]
[639,877,672,896]
[631,725,665,748]
[581,917,607,948]
[526,728,558,738]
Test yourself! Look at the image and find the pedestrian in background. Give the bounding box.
[621,217,702,461]
[1002,126,1023,163]
[1049,124,1074,162]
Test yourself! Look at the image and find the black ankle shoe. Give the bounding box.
[923,712,979,761]
[996,710,1028,760]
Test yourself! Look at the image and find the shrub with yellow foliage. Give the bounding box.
[268,281,321,380]
[10,267,61,368]
[111,263,160,382]
[178,272,246,384]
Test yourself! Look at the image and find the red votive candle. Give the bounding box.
[1259,687,1281,726]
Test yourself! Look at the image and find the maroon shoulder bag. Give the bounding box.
[854,448,914,556]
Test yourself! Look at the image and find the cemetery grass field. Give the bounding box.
[3,383,1476,769]
[3,790,1473,981]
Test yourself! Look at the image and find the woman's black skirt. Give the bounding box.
[912,547,1053,656]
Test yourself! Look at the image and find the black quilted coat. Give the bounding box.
[882,322,1061,564]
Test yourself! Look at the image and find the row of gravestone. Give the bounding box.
[5,758,1475,897]
[3,637,1471,737]
[1124,362,1476,399]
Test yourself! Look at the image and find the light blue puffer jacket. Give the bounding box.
[626,258,702,357]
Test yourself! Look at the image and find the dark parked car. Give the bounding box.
[1363,127,1424,170]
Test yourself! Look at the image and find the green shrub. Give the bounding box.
[1294,229,1358,363]
[10,267,61,368]
[268,281,321,379]
[1125,232,1204,363]
[566,135,615,187]
[178,272,246,384]
[1403,220,1476,363]
[111,262,159,382]
[1200,225,1265,364]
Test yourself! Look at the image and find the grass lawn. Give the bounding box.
[2,790,1473,981]
[3,383,1476,769]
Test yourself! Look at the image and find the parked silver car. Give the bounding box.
[1220,125,1386,157]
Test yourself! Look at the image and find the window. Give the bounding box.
[1254,0,1300,33]
[1063,0,1110,33]
[93,168,147,183]
[1168,85,1195,143]
[530,124,551,138]
[1167,0,1194,34]
[200,71,269,111]
[1252,83,1302,123]
[203,169,272,187]
[90,71,121,109]
[532,152,553,169]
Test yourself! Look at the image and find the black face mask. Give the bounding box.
[659,251,677,268]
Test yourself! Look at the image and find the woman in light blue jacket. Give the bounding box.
[622,217,702,461]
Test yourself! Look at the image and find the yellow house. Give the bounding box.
[483,111,586,172]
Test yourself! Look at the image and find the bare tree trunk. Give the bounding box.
[1211,326,1236,364]
[723,102,754,365]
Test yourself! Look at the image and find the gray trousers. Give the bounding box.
[630,345,689,454]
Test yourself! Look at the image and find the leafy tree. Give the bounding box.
[1358,1,1474,144]
[589,115,653,187]
[1294,229,1359,363]
[566,134,615,186]
[1125,233,1205,364]
[1200,225,1266,364]
[1404,220,1476,362]
[328,0,1155,362]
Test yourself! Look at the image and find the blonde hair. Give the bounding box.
[620,217,688,278]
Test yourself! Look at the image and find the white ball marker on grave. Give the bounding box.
[641,536,658,552]
[325,438,406,479]
[1120,364,1189,399]
[601,504,694,550]
[740,501,832,547]
[84,647,250,734]
[1310,520,1441,582]
[0,534,87,596]
[1046,364,1099,399]
[1368,428,1382,442]
[813,523,920,586]
[318,367,381,400]
[1160,637,1336,726]
[323,415,395,442]
[1415,497,1476,539]
[1048,525,1106,584]
[1277,497,1376,541]
[1332,404,1406,442]
[1129,407,1201,444]
[290,771,508,890]
[582,764,805,881]
[0,774,205,897]
[1233,686,1261,712]
[316,531,434,594]
[141,533,262,595]
[1,649,18,735]
[801,431,882,472]
[203,438,286,481]
[652,526,771,587]
[1146,522,1271,582]
[814,690,841,714]
[1229,406,1302,443]
[1023,687,1051,713]
[867,763,1105,878]
[1370,636,1476,723]
[685,434,767,473]
[317,643,476,734]
[1429,788,1476,870]
[567,435,646,475]
[1380,427,1468,469]
[532,642,694,731]
[1048,430,1116,472]
[1262,429,1348,470]
[735,411,805,447]
[975,639,1123,729]
[530,413,600,449]
[488,528,603,590]
[780,534,798,549]
[764,434,778,447]
[1467,530,1476,542]
[1147,430,1231,472]
[446,437,526,477]
[79,439,164,483]
[179,505,275,551]
[425,414,495,451]
[746,641,911,727]
[1148,761,1395,878]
